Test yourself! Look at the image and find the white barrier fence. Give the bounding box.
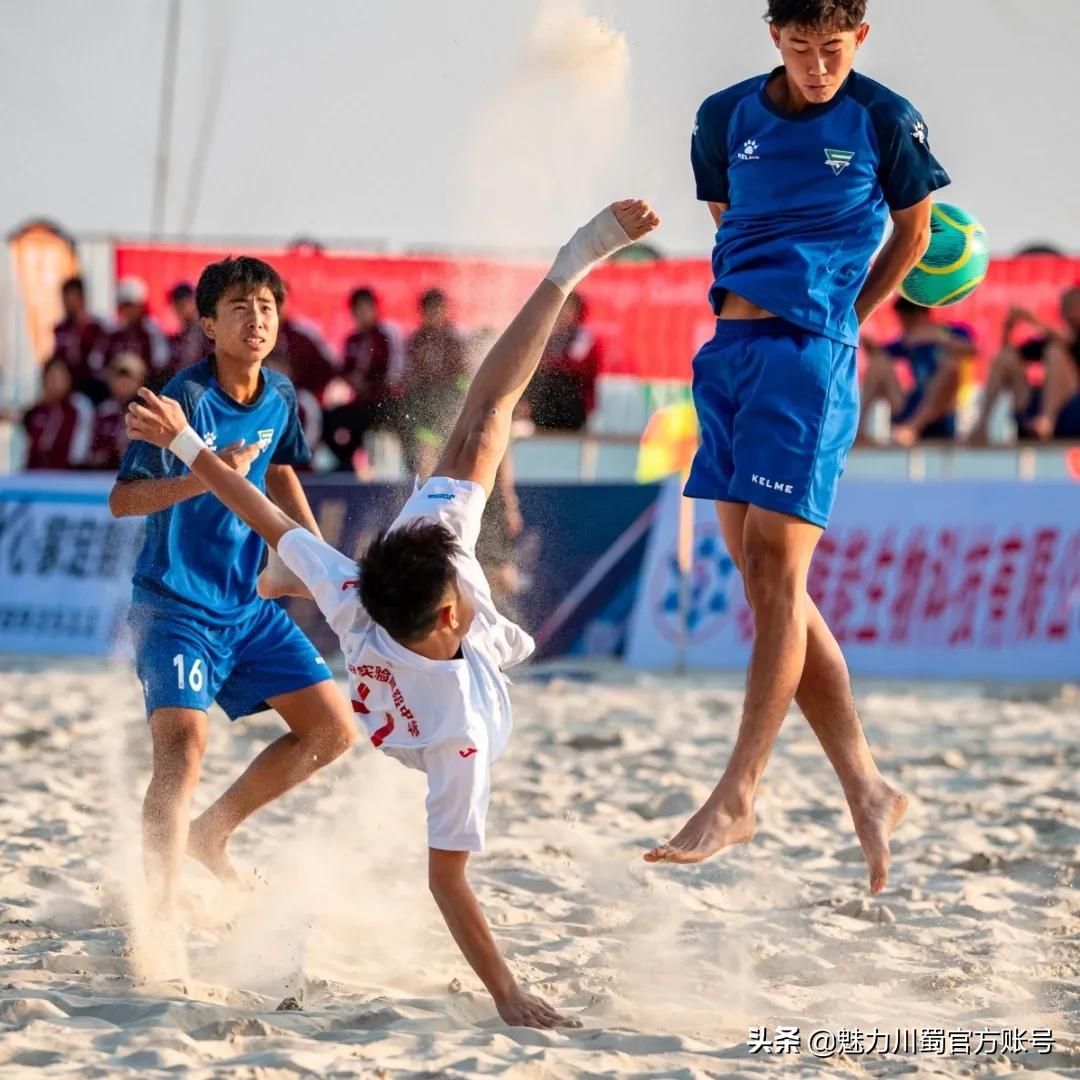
[627,477,1080,681]
[0,474,143,656]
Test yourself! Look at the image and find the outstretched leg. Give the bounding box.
[433,201,660,495]
[187,681,355,884]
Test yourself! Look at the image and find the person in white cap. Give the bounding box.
[125,199,659,1028]
[89,276,171,390]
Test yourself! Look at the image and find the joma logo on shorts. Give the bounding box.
[751,474,793,495]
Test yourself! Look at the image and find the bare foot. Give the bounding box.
[643,793,755,864]
[257,548,312,600]
[847,779,909,895]
[610,198,661,244]
[187,816,243,888]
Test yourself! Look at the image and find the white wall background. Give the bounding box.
[2,0,1076,256]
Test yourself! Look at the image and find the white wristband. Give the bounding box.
[169,425,207,467]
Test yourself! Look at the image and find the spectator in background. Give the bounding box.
[266,294,336,399]
[262,351,323,468]
[968,288,1080,443]
[51,276,107,401]
[403,287,467,471]
[524,291,601,431]
[167,282,213,374]
[324,287,404,471]
[87,352,146,470]
[859,296,972,446]
[89,276,171,392]
[20,357,93,469]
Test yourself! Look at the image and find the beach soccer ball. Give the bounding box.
[899,202,989,307]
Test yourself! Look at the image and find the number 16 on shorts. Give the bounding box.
[173,654,205,692]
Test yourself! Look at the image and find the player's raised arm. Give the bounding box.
[434,199,659,496]
[126,388,299,548]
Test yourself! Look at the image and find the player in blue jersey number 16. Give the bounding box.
[110,258,356,923]
[647,0,951,894]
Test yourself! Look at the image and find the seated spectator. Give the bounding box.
[265,295,336,398]
[20,357,94,470]
[969,288,1080,443]
[403,287,467,471]
[524,291,601,432]
[167,282,213,374]
[1030,337,1080,441]
[51,275,108,401]
[89,276,171,393]
[87,352,146,470]
[859,297,972,446]
[324,287,404,471]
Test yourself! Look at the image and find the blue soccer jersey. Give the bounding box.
[692,68,951,346]
[118,356,312,621]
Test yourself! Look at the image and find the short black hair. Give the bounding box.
[350,287,377,310]
[419,287,445,313]
[358,520,461,643]
[195,256,286,319]
[61,276,84,296]
[766,0,867,30]
[169,281,195,303]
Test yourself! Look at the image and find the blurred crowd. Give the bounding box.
[859,289,1080,447]
[7,275,603,473]
[6,275,1080,474]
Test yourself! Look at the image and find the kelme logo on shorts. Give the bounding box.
[427,492,455,501]
[824,148,855,175]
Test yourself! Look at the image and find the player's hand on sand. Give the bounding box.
[216,440,262,477]
[126,387,189,447]
[610,199,660,244]
[496,991,580,1030]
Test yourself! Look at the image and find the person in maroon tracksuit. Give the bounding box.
[51,276,108,402]
[87,353,147,470]
[264,294,337,399]
[524,291,601,431]
[89,277,171,393]
[21,357,94,469]
[166,282,214,376]
[324,287,404,470]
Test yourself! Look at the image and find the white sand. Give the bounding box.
[0,656,1077,1078]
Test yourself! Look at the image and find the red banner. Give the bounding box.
[116,243,1080,382]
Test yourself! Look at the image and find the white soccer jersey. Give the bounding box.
[277,476,534,852]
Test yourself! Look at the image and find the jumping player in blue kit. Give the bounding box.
[110,257,354,918]
[646,0,950,893]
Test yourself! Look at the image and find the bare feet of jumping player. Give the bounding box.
[848,777,909,895]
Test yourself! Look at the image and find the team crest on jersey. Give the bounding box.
[256,428,275,450]
[738,138,760,161]
[824,148,855,175]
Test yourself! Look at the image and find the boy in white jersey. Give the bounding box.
[126,199,661,1029]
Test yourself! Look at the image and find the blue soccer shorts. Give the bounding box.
[130,598,331,720]
[684,318,859,528]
